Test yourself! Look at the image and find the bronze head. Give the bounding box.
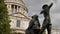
[32,15,38,20]
[42,4,48,9]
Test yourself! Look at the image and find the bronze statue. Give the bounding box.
[25,15,40,34]
[39,3,53,34]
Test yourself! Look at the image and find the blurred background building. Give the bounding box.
[4,0,31,34]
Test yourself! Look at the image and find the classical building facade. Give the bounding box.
[4,0,31,34]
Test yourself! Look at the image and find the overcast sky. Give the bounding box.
[23,0,60,29]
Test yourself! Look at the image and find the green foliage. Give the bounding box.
[0,0,4,3]
[12,32,18,34]
[0,0,11,34]
[43,31,46,34]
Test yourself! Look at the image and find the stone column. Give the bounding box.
[9,4,12,14]
[8,4,12,15]
[14,5,15,13]
[17,6,18,12]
